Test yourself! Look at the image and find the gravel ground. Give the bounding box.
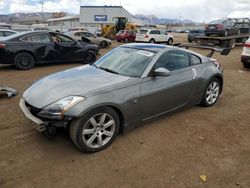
[0,33,250,188]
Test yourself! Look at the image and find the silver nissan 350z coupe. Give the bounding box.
[20,43,228,153]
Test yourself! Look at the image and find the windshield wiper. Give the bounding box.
[98,67,120,75]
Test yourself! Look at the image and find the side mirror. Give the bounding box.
[152,68,171,77]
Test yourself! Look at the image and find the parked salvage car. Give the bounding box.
[19,43,230,153]
[64,31,111,48]
[0,31,99,70]
[0,29,18,40]
[241,37,250,68]
[205,19,239,36]
[135,29,174,45]
[188,29,205,42]
[116,30,136,43]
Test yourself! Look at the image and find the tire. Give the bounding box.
[167,38,173,45]
[200,78,221,107]
[228,39,236,48]
[124,38,129,43]
[100,41,107,48]
[14,52,35,70]
[149,39,155,43]
[224,30,228,37]
[243,62,250,68]
[70,107,120,153]
[84,50,97,64]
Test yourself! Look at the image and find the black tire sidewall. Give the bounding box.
[149,39,155,43]
[201,78,221,107]
[168,38,173,45]
[84,50,97,64]
[14,52,35,70]
[71,107,120,153]
[100,41,107,48]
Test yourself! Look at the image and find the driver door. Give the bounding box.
[140,50,195,120]
[51,33,82,62]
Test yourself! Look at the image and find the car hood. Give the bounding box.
[23,65,134,108]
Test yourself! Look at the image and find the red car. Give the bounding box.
[116,30,136,43]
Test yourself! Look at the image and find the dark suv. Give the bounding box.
[205,19,239,36]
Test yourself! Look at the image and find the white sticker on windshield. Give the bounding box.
[137,50,154,57]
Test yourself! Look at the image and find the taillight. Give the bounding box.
[145,35,149,38]
[216,24,224,29]
[211,58,221,68]
[244,42,250,48]
[0,43,6,48]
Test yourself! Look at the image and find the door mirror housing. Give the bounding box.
[152,68,171,77]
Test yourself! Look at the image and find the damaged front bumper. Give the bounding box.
[19,98,46,132]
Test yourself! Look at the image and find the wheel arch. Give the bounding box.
[211,74,223,94]
[15,50,37,63]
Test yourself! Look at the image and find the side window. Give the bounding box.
[159,30,165,35]
[150,30,157,34]
[154,50,190,71]
[51,34,74,43]
[4,31,15,36]
[74,32,81,36]
[190,54,202,65]
[21,34,51,43]
[0,31,4,37]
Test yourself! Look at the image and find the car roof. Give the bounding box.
[0,29,17,32]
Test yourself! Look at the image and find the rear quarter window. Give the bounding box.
[190,54,202,65]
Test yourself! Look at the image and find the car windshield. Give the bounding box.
[209,20,224,24]
[117,30,124,34]
[94,47,155,77]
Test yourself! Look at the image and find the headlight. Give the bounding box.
[38,96,85,119]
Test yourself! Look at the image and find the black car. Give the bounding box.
[205,19,239,37]
[187,29,205,42]
[0,31,99,70]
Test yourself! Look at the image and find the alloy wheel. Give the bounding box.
[205,81,220,105]
[82,113,116,148]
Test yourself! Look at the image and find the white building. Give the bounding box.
[80,6,133,27]
[47,15,80,31]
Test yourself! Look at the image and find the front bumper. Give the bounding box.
[19,98,46,132]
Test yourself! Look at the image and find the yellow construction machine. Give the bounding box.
[101,17,137,40]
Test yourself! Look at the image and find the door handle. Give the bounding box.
[192,68,197,79]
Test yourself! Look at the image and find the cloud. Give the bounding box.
[1,0,250,22]
[8,0,80,14]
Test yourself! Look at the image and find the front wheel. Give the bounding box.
[84,50,97,64]
[167,38,173,45]
[149,39,155,43]
[70,107,120,153]
[200,78,221,107]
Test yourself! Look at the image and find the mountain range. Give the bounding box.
[0,12,197,25]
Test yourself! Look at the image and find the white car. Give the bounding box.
[135,29,174,45]
[241,37,250,68]
[0,29,18,40]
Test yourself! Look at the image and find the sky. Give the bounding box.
[0,0,250,22]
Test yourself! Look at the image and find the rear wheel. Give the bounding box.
[243,62,250,68]
[200,78,221,107]
[100,41,107,48]
[70,107,120,153]
[224,30,228,37]
[228,39,236,48]
[14,52,35,70]
[84,50,97,64]
[149,39,155,43]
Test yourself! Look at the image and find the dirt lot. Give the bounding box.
[0,33,250,188]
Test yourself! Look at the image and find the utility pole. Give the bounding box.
[40,0,44,23]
